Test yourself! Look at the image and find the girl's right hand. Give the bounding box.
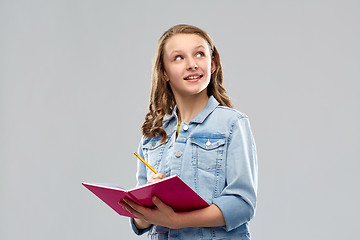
[147,173,166,184]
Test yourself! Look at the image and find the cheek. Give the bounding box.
[200,60,212,73]
[167,67,183,80]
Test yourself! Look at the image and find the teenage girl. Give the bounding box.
[119,24,258,240]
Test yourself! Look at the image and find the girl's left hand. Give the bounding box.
[119,195,179,229]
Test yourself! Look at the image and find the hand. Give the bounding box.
[118,172,166,230]
[147,173,166,184]
[119,195,179,229]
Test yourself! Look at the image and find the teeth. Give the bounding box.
[186,75,201,80]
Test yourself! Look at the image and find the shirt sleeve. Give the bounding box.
[130,218,151,235]
[135,138,148,187]
[129,138,153,235]
[212,116,258,232]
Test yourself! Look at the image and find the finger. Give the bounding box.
[118,200,134,211]
[152,196,171,211]
[118,200,128,208]
[156,173,166,179]
[118,200,133,213]
[123,198,149,215]
[119,199,146,219]
[151,173,163,180]
[148,173,166,184]
[122,198,139,209]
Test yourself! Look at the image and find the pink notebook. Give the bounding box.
[82,175,209,218]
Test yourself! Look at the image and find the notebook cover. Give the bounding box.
[82,183,137,218]
[82,175,209,218]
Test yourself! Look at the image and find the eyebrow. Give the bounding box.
[169,45,207,55]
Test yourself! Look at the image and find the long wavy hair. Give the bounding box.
[141,24,233,142]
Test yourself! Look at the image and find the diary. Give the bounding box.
[83,175,209,218]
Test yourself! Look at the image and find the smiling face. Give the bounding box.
[162,34,216,100]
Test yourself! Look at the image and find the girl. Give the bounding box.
[119,24,258,239]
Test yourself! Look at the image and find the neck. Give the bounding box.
[175,91,209,123]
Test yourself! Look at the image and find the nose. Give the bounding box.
[186,58,198,70]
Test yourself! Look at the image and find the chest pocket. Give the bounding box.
[142,138,166,176]
[190,137,226,171]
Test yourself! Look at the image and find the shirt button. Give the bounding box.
[206,139,211,146]
[175,151,182,158]
[183,124,189,131]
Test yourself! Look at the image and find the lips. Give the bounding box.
[184,73,203,80]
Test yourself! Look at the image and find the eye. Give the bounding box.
[196,52,205,57]
[174,55,184,61]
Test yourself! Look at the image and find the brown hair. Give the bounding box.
[141,24,233,142]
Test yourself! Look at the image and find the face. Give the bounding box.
[162,34,216,100]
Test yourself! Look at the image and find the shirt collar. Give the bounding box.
[164,95,219,125]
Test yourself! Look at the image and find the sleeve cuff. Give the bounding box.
[213,196,254,232]
[130,218,152,235]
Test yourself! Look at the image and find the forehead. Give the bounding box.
[164,34,210,54]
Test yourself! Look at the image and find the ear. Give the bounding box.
[163,71,169,82]
[211,57,217,74]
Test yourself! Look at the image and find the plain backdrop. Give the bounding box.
[1,1,359,239]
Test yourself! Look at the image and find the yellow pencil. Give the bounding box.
[133,152,158,174]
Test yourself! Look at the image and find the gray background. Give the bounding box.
[1,0,359,239]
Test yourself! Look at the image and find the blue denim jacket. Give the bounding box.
[131,96,258,240]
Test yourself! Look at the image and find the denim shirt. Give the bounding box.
[131,96,258,240]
